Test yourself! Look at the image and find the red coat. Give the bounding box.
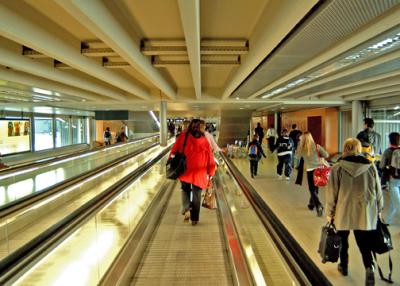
[169,132,216,189]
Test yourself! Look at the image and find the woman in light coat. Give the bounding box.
[296,131,329,216]
[326,138,383,286]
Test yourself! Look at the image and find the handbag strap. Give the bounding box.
[373,252,393,283]
[315,144,321,164]
[181,131,189,153]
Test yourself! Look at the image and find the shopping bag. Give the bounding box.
[318,222,341,263]
[202,190,217,209]
[313,165,331,187]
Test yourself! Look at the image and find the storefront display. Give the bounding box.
[0,119,31,155]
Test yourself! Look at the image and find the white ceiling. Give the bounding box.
[0,0,399,116]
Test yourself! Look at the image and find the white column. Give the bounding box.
[352,100,363,137]
[160,101,167,146]
[274,112,278,134]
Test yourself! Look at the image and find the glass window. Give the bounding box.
[72,117,85,144]
[370,108,400,152]
[34,117,54,151]
[55,117,71,147]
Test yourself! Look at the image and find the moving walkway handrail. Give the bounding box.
[0,134,159,175]
[220,153,332,286]
[0,146,171,285]
[0,141,159,219]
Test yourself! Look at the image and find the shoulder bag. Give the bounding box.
[166,132,189,180]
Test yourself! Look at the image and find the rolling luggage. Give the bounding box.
[318,222,341,263]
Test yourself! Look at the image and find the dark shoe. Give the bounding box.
[307,204,314,211]
[365,267,374,286]
[251,174,254,178]
[317,205,324,217]
[338,264,348,276]
[192,221,198,226]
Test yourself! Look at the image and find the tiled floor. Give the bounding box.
[232,153,400,286]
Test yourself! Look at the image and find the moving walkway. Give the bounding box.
[0,150,332,285]
[0,135,159,210]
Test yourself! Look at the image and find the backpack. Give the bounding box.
[248,144,258,156]
[390,148,400,178]
[104,131,111,139]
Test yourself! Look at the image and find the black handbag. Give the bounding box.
[371,218,393,254]
[166,132,189,180]
[318,222,341,263]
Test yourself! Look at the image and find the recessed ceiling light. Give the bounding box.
[240,107,244,110]
[394,106,399,110]
[235,97,240,100]
[33,87,52,95]
[81,99,86,102]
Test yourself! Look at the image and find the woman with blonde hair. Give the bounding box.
[326,138,383,285]
[296,131,329,216]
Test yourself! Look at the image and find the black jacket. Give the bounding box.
[275,136,294,156]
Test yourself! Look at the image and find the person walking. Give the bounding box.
[169,119,216,225]
[380,132,400,225]
[275,129,294,180]
[296,131,329,216]
[200,120,221,153]
[289,124,302,165]
[103,127,112,146]
[116,126,128,143]
[254,122,264,145]
[357,118,382,160]
[266,124,276,152]
[248,135,266,178]
[326,138,383,285]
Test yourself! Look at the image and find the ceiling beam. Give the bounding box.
[318,76,400,99]
[221,0,319,99]
[0,46,125,101]
[365,91,400,101]
[57,0,176,100]
[0,3,151,100]
[249,6,400,99]
[343,85,400,101]
[178,0,201,100]
[0,67,107,102]
[298,71,400,99]
[276,49,400,99]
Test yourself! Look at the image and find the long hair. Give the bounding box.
[188,119,204,138]
[342,138,362,157]
[297,131,315,156]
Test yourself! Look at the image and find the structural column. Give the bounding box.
[352,100,363,137]
[160,101,167,146]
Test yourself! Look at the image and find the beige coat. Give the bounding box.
[326,156,384,231]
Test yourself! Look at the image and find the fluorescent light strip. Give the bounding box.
[32,87,53,95]
[149,111,160,128]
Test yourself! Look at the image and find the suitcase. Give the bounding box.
[318,222,341,263]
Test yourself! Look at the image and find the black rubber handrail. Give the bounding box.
[0,147,171,285]
[221,153,332,286]
[0,141,159,218]
[0,134,159,175]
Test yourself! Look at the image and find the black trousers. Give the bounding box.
[250,159,259,176]
[181,182,202,222]
[267,137,275,152]
[277,154,292,177]
[337,230,374,269]
[306,170,321,208]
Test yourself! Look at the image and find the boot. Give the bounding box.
[337,264,348,276]
[365,266,374,286]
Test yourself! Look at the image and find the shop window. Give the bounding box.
[34,117,54,151]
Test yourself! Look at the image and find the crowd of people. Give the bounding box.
[102,126,129,145]
[247,118,399,285]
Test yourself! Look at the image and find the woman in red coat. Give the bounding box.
[169,119,216,225]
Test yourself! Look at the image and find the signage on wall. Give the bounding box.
[0,119,31,155]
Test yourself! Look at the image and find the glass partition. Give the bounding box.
[72,117,85,144]
[55,117,71,147]
[34,117,54,151]
[370,107,400,152]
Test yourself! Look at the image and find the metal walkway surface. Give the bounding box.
[131,184,233,286]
